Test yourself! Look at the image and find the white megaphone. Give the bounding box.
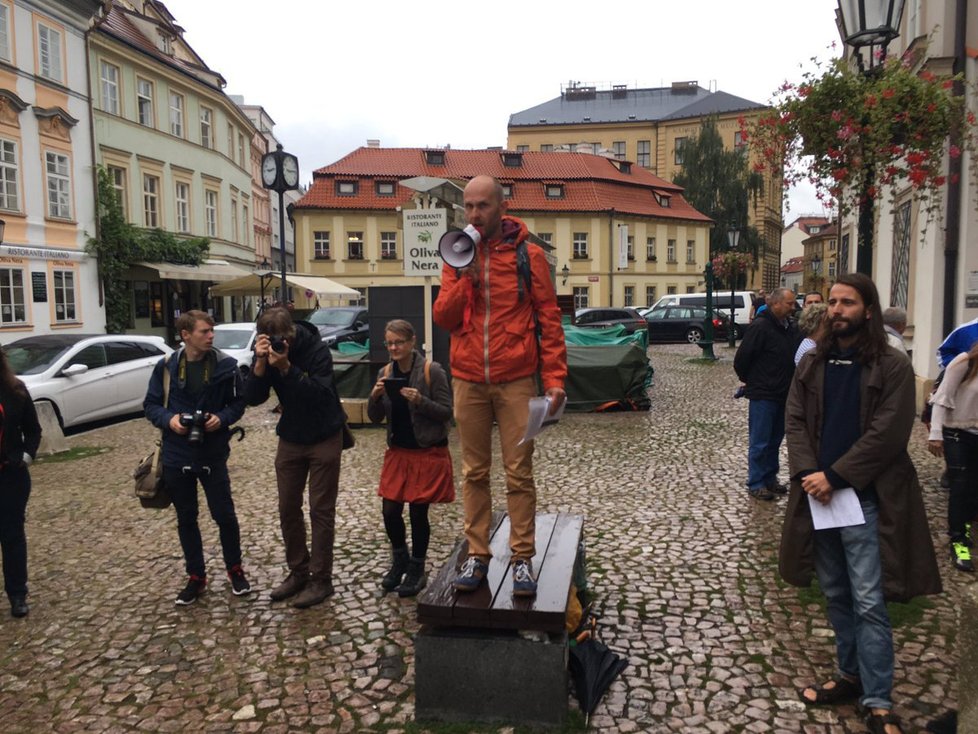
[438,225,481,269]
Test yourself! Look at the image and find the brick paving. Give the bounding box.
[0,344,968,733]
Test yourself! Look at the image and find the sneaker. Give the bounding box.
[748,486,776,501]
[228,565,252,596]
[512,559,537,598]
[453,556,488,592]
[175,575,207,606]
[951,540,974,572]
[767,481,789,495]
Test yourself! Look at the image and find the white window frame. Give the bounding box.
[38,24,62,83]
[238,133,245,167]
[231,198,238,241]
[200,107,212,148]
[380,231,397,260]
[45,151,71,219]
[347,231,364,260]
[667,239,676,263]
[137,78,154,127]
[686,239,696,264]
[646,236,656,261]
[205,189,218,237]
[572,286,589,310]
[100,61,120,115]
[175,181,190,233]
[612,141,625,160]
[573,232,588,259]
[107,165,126,218]
[645,285,657,307]
[142,173,159,228]
[637,140,651,167]
[0,266,26,324]
[169,92,184,137]
[314,231,330,259]
[242,204,249,246]
[0,138,18,211]
[53,268,76,322]
[0,4,11,62]
[623,285,634,307]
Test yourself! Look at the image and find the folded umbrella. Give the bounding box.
[568,637,628,726]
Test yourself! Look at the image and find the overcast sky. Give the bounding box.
[162,0,843,218]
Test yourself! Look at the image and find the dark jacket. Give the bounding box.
[366,351,453,447]
[779,346,942,602]
[243,320,344,445]
[733,309,800,401]
[0,384,41,467]
[143,348,245,468]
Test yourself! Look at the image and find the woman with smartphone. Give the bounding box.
[367,319,454,597]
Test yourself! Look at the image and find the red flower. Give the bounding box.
[882,88,895,99]
[949,145,961,159]
[832,167,849,181]
[908,167,928,186]
[905,151,927,165]
[942,79,954,89]
[864,94,878,108]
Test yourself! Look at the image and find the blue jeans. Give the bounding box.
[747,399,785,491]
[813,497,893,711]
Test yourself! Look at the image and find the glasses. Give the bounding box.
[384,339,410,349]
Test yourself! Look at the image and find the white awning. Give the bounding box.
[208,273,360,299]
[136,260,252,282]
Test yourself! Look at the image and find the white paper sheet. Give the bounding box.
[518,396,566,445]
[808,487,866,530]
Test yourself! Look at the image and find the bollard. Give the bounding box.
[34,401,68,455]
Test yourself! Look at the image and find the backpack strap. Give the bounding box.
[516,239,532,302]
[384,359,431,387]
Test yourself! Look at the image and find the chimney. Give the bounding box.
[366,139,380,148]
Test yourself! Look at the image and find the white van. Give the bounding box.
[651,291,755,338]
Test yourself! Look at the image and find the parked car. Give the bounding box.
[213,322,257,375]
[651,291,754,338]
[572,307,647,334]
[4,334,173,429]
[644,306,729,344]
[306,307,370,347]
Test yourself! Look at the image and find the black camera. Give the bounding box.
[179,410,207,445]
[269,335,287,354]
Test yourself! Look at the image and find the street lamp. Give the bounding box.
[837,0,906,274]
[261,143,300,302]
[810,252,822,295]
[727,228,740,348]
[561,263,570,286]
[255,258,272,317]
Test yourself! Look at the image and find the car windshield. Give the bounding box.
[308,310,355,327]
[4,343,73,375]
[213,329,254,350]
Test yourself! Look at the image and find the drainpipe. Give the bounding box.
[608,209,615,306]
[943,0,968,338]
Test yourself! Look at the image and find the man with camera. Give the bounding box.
[144,310,250,606]
[244,307,347,609]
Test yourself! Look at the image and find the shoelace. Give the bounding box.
[513,563,532,583]
[459,557,482,577]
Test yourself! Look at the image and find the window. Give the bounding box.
[572,286,589,310]
[0,267,25,324]
[53,269,76,322]
[336,180,357,196]
[516,145,529,153]
[238,133,245,167]
[624,286,634,307]
[230,198,238,241]
[573,232,588,259]
[380,231,397,260]
[227,124,234,157]
[0,139,18,211]
[540,144,553,152]
[828,261,837,278]
[175,182,189,233]
[646,237,656,261]
[667,285,677,295]
[169,92,183,137]
[645,285,657,307]
[137,78,154,127]
[157,31,172,55]
[347,232,364,260]
[537,233,552,246]
[637,140,650,167]
[612,141,625,160]
[108,165,126,217]
[809,225,821,234]
[667,239,676,262]
[425,150,445,165]
[45,152,70,219]
[205,190,218,237]
[313,231,330,259]
[674,137,687,166]
[686,240,695,263]
[627,236,634,261]
[686,285,695,294]
[545,184,564,199]
[200,107,212,148]
[242,205,248,246]
[38,24,62,82]
[0,4,10,61]
[734,130,747,152]
[829,238,837,252]
[501,183,513,198]
[375,181,395,196]
[100,61,120,115]
[142,174,159,228]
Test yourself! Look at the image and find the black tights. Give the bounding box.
[382,499,430,560]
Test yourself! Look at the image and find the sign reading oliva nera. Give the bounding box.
[402,208,447,277]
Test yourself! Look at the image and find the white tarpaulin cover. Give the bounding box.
[208,273,359,298]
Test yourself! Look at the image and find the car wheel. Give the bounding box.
[686,327,704,344]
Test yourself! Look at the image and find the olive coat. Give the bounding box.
[779,346,942,603]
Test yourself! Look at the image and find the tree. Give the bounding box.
[672,116,765,277]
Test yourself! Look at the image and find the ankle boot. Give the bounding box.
[381,547,410,591]
[397,558,427,598]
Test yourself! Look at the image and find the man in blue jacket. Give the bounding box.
[144,310,250,606]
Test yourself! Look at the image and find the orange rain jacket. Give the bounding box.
[433,215,567,391]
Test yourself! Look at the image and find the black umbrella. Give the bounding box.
[568,638,628,726]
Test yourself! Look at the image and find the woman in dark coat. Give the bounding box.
[0,348,41,617]
[367,319,454,597]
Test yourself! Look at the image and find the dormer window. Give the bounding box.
[375,181,395,196]
[612,160,632,174]
[501,183,514,198]
[544,184,564,199]
[336,180,358,196]
[809,225,821,234]
[425,150,445,165]
[158,31,173,55]
[654,191,671,208]
[502,152,523,167]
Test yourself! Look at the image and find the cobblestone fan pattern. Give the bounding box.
[0,346,967,733]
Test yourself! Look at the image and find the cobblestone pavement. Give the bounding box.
[0,344,969,733]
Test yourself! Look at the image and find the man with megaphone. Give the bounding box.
[433,175,567,598]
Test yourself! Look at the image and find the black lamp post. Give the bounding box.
[837,0,906,275]
[561,263,570,286]
[261,144,299,302]
[255,258,272,317]
[727,228,740,348]
[700,259,717,360]
[810,252,823,295]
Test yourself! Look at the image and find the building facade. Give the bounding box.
[0,0,104,344]
[507,81,783,291]
[293,146,712,314]
[781,215,831,265]
[801,222,838,299]
[90,0,258,340]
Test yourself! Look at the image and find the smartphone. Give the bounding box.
[383,377,408,399]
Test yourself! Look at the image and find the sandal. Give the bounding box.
[866,711,903,734]
[799,676,863,705]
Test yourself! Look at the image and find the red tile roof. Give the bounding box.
[781,256,805,274]
[300,148,710,222]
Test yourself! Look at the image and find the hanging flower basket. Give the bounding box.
[711,251,755,282]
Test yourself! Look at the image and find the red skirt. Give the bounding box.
[377,445,455,504]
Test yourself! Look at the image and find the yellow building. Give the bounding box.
[293,146,713,317]
[507,81,783,291]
